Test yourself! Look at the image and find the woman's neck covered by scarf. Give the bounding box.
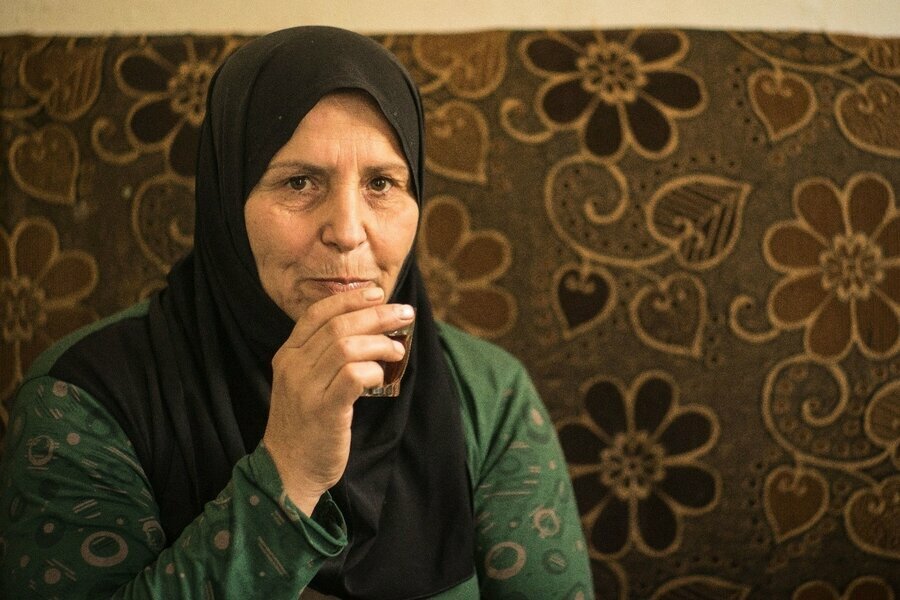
[61,26,476,599]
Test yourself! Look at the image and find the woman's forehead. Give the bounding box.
[302,91,392,133]
[268,91,410,172]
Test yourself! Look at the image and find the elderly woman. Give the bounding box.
[0,27,592,598]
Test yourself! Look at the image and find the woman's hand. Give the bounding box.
[261,286,414,515]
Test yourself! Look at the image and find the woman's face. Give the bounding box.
[244,91,419,321]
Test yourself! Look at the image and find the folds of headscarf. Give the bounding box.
[54,26,475,599]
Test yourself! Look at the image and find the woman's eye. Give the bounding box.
[288,176,310,191]
[370,177,392,193]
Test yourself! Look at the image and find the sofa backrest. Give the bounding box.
[1,30,898,596]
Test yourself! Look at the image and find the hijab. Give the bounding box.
[52,26,475,598]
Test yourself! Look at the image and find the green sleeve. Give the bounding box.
[0,376,347,599]
[439,323,594,598]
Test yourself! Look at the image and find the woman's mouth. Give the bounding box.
[310,278,375,294]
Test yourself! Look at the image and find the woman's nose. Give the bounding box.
[320,185,367,251]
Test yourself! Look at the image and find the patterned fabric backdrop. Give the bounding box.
[1,30,899,598]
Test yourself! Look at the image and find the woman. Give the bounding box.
[0,26,592,598]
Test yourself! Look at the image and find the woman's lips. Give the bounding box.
[310,279,376,295]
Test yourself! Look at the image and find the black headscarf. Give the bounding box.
[52,26,475,598]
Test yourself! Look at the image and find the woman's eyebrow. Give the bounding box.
[265,160,408,174]
[265,160,410,180]
[362,162,410,177]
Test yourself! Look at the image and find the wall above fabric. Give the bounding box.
[2,0,899,36]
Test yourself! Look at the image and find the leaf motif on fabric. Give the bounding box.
[21,39,105,121]
[413,32,509,98]
[646,175,751,270]
[730,32,854,68]
[0,37,47,118]
[829,35,900,76]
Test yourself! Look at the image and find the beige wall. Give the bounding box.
[2,0,898,35]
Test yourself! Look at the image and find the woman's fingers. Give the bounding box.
[276,332,406,409]
[288,289,414,348]
[315,333,407,400]
[273,292,413,403]
[325,360,386,403]
[284,286,386,348]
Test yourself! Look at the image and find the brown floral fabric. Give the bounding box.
[1,30,898,597]
[417,194,516,337]
[0,218,97,399]
[559,372,719,557]
[765,173,900,359]
[521,30,706,160]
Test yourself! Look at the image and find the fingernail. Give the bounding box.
[364,287,384,301]
[393,341,405,354]
[396,304,415,319]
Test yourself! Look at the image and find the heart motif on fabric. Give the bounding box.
[748,69,817,141]
[552,264,616,338]
[21,41,105,121]
[845,475,900,559]
[9,124,79,205]
[425,100,489,184]
[836,77,900,158]
[763,466,829,542]
[131,175,196,272]
[413,32,509,98]
[629,273,707,357]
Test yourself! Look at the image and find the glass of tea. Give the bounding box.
[361,317,415,397]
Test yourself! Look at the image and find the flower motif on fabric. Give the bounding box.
[557,372,720,557]
[417,195,516,338]
[764,173,900,360]
[521,30,706,160]
[112,38,241,178]
[0,218,98,403]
